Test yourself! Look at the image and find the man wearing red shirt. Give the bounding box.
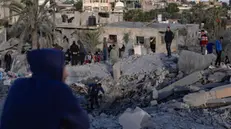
[200,30,208,55]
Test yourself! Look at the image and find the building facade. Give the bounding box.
[83,0,111,12]
[101,22,187,53]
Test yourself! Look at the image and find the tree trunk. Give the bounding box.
[32,28,38,49]
[17,30,26,53]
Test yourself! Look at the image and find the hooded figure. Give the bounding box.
[0,49,89,129]
[110,45,119,65]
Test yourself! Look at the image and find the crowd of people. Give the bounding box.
[164,27,230,67]
[54,39,126,66]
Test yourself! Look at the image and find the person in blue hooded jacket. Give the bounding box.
[88,83,104,109]
[0,49,90,129]
[215,37,223,66]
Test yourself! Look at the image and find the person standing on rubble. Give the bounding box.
[164,26,174,57]
[4,51,12,72]
[0,49,90,129]
[78,40,86,65]
[103,38,108,62]
[200,30,208,55]
[88,83,104,109]
[215,37,223,67]
[110,44,119,65]
[70,41,80,66]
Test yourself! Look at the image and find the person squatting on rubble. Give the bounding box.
[110,44,119,65]
[70,41,80,66]
[4,51,12,72]
[215,36,223,67]
[164,26,174,57]
[88,83,105,109]
[0,49,90,129]
[78,40,86,65]
[200,30,208,55]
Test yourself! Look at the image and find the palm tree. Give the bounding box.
[77,28,103,52]
[0,0,55,52]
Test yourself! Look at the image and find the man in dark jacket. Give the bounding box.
[78,40,86,65]
[4,51,12,72]
[88,83,104,109]
[70,41,79,66]
[0,49,89,129]
[164,26,174,57]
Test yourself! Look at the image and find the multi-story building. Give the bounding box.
[83,0,111,12]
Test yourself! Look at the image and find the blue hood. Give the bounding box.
[27,49,65,81]
[1,49,90,129]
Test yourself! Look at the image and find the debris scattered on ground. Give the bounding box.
[0,51,231,129]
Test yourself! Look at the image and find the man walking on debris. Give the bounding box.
[164,26,174,57]
[215,37,223,67]
[0,49,89,129]
[70,41,79,66]
[88,83,105,109]
[200,30,208,55]
[4,51,12,72]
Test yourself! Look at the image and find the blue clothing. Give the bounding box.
[88,83,105,95]
[215,40,222,52]
[206,43,214,54]
[0,49,89,129]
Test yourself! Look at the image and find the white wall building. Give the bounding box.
[83,0,111,12]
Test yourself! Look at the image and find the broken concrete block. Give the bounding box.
[178,50,216,74]
[152,88,158,100]
[183,84,231,107]
[208,72,226,83]
[158,71,203,100]
[150,100,158,106]
[119,107,152,129]
[199,82,229,90]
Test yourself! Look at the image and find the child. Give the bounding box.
[85,52,92,64]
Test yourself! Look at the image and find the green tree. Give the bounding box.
[79,28,103,52]
[166,3,179,14]
[74,0,83,12]
[0,0,54,51]
[123,32,130,44]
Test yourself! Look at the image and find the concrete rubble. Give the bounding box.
[119,107,152,129]
[178,50,216,74]
[0,50,231,129]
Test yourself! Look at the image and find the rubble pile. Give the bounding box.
[66,63,112,85]
[0,50,231,129]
